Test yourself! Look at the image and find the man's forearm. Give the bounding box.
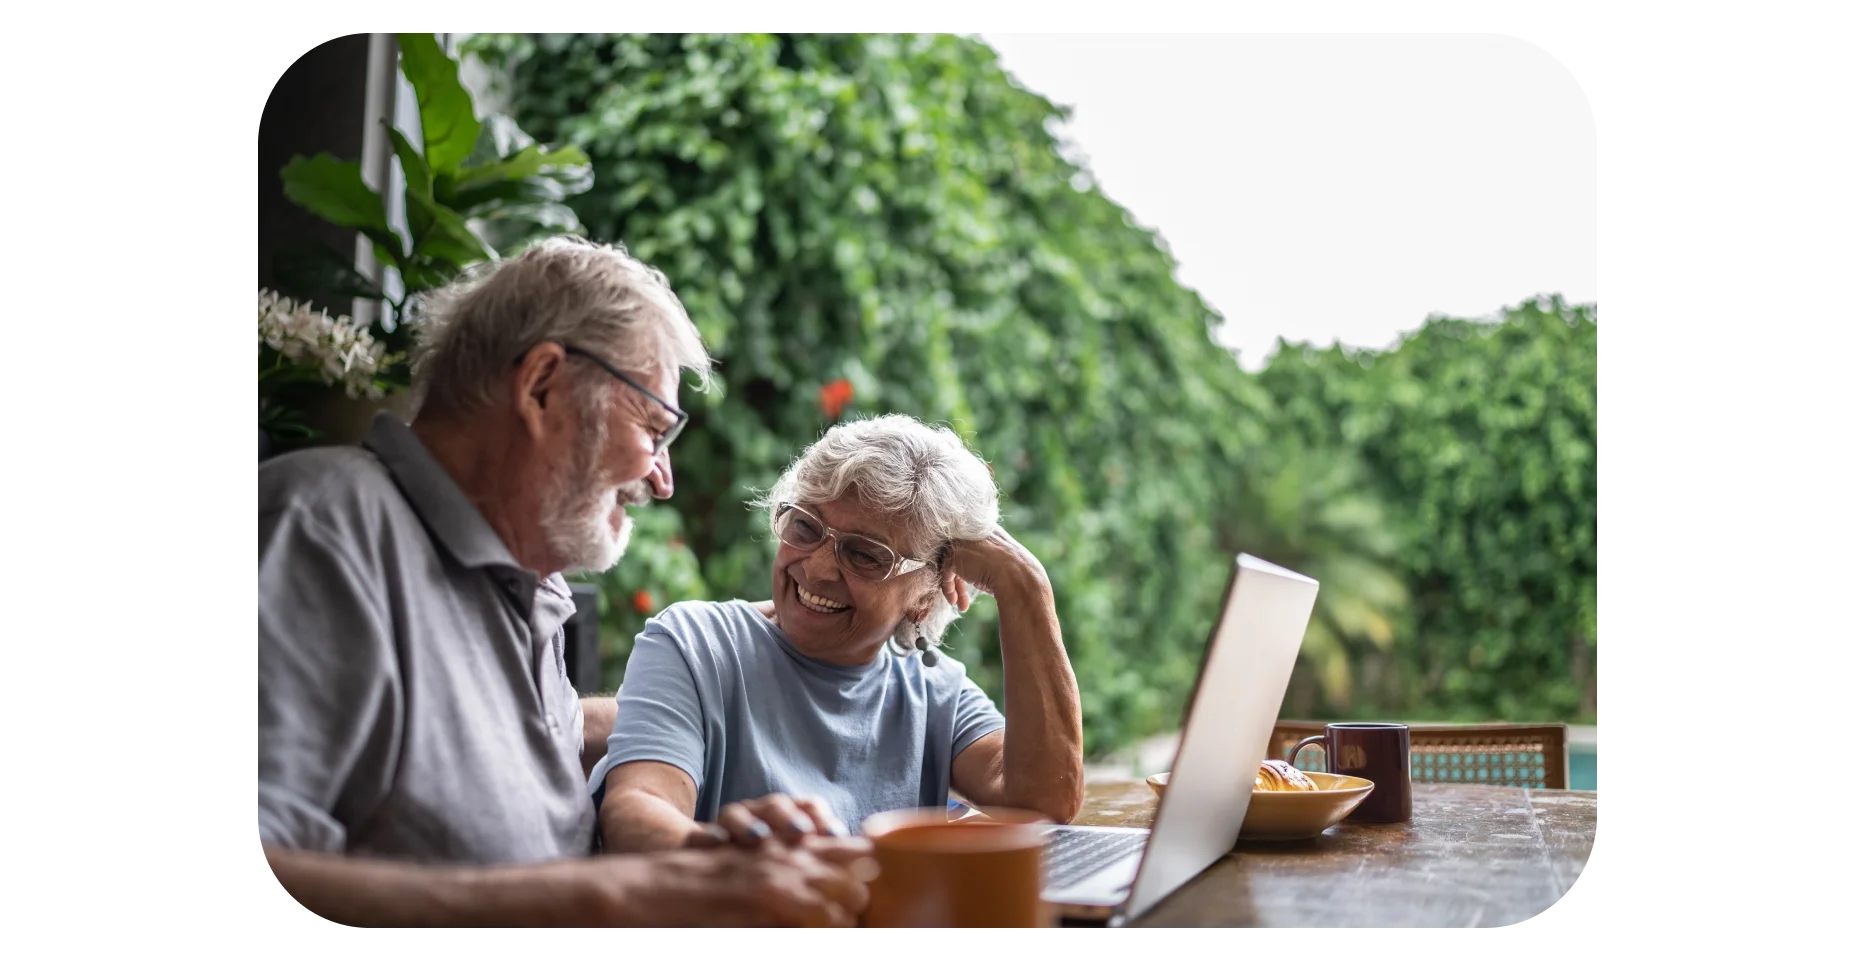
[600,789,709,853]
[581,695,617,780]
[995,574,1085,822]
[265,845,631,926]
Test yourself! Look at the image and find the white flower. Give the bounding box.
[259,287,398,399]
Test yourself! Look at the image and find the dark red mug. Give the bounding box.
[1286,722,1412,823]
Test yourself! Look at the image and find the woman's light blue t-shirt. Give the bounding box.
[589,599,1005,831]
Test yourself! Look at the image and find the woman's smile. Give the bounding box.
[793,579,852,615]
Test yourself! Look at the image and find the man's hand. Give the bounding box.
[686,793,849,848]
[267,839,875,927]
[640,841,877,927]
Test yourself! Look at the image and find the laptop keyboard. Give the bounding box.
[1042,829,1148,890]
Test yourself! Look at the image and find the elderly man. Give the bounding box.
[259,238,873,926]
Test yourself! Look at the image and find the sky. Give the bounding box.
[979,34,1597,370]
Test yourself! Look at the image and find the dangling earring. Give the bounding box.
[913,623,938,667]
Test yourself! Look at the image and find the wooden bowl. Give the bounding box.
[1145,770,1376,841]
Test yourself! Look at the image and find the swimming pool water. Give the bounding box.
[1569,745,1596,790]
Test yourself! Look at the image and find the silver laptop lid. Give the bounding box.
[1117,553,1319,921]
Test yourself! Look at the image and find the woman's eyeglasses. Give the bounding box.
[774,502,932,582]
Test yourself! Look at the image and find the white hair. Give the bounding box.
[752,414,1001,652]
[407,236,713,417]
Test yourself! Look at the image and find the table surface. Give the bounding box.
[1072,780,1597,927]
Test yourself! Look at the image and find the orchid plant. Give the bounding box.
[258,289,402,440]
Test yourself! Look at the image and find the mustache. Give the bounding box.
[611,478,653,507]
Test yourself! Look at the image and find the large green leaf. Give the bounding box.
[454,142,592,190]
[397,33,481,176]
[536,161,594,197]
[407,190,493,266]
[471,203,584,254]
[279,153,401,252]
[446,176,570,216]
[464,114,535,168]
[386,125,433,202]
[385,126,435,246]
[370,240,404,273]
[398,260,459,294]
[473,201,581,230]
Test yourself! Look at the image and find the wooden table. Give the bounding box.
[1072,780,1597,927]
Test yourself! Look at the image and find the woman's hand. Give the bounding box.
[936,527,1051,612]
[686,793,849,849]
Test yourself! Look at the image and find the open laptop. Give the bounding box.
[1038,553,1319,923]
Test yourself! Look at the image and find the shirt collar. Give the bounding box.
[364,413,585,629]
[363,411,527,576]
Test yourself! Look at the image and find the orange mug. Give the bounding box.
[858,807,1053,927]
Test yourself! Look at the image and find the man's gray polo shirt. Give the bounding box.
[259,413,596,865]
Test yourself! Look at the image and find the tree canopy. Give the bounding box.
[468,33,1597,755]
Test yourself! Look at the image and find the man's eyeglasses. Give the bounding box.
[774,502,933,582]
[562,345,688,455]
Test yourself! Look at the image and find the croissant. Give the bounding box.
[1255,759,1319,792]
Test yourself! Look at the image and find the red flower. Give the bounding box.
[819,378,854,419]
[632,589,656,615]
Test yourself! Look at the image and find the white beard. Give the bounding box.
[541,432,648,575]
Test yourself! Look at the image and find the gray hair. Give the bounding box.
[407,236,714,417]
[751,414,1001,653]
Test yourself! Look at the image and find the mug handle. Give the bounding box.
[1286,735,1328,772]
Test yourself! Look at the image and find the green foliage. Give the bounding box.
[1224,438,1410,713]
[469,33,1598,753]
[397,33,483,176]
[273,34,595,380]
[1258,297,1598,723]
[471,33,1265,750]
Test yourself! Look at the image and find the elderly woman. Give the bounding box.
[591,414,1083,850]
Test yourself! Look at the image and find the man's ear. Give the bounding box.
[510,342,570,441]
